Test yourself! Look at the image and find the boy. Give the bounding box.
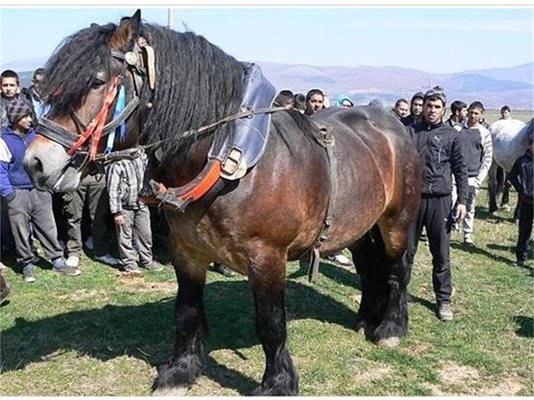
[0,99,79,281]
[106,150,164,273]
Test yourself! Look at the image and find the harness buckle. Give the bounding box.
[221,146,243,176]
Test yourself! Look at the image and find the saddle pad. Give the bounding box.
[208,62,276,179]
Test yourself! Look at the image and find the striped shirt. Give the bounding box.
[106,150,148,214]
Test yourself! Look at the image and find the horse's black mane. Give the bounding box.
[43,23,117,116]
[43,20,244,163]
[138,24,244,162]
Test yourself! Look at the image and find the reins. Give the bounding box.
[92,105,288,164]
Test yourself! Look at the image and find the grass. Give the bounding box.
[0,187,533,396]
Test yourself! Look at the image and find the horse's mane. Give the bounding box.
[138,24,244,163]
[42,21,245,164]
[42,23,117,117]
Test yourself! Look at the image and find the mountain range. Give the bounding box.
[3,57,533,110]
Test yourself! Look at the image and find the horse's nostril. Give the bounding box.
[33,157,44,173]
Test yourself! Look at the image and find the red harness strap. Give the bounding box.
[147,159,222,210]
[68,76,121,159]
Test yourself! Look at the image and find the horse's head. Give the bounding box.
[24,10,152,192]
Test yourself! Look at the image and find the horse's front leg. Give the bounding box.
[154,258,207,395]
[248,251,299,396]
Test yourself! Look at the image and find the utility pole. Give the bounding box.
[167,8,173,29]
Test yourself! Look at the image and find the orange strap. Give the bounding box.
[68,76,121,159]
[149,159,222,209]
[178,159,222,202]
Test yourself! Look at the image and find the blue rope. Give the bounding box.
[104,85,127,154]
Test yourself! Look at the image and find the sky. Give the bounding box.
[1,6,533,74]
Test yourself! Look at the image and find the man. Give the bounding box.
[406,87,468,321]
[445,100,467,132]
[274,90,295,109]
[335,95,354,108]
[401,92,424,126]
[508,133,534,267]
[392,98,409,120]
[1,70,28,130]
[454,101,493,245]
[21,68,47,120]
[63,168,119,269]
[305,89,325,115]
[500,105,511,120]
[0,99,79,282]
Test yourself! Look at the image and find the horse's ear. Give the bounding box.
[110,9,142,50]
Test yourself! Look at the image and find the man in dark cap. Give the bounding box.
[0,99,80,282]
[405,86,468,321]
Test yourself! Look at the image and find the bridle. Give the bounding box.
[36,40,152,169]
[36,37,288,172]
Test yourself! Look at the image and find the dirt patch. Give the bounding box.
[118,277,177,293]
[58,289,109,301]
[352,361,393,384]
[434,361,524,395]
[439,360,480,386]
[479,375,524,396]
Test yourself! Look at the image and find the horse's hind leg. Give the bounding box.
[247,249,299,396]
[154,258,207,395]
[350,227,388,338]
[372,217,411,346]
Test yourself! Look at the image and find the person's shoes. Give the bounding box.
[210,263,237,277]
[84,237,94,251]
[22,263,37,283]
[437,303,453,321]
[95,254,120,266]
[326,253,352,266]
[516,260,527,267]
[52,257,81,277]
[66,255,80,268]
[501,204,511,212]
[142,261,165,272]
[464,235,474,246]
[123,264,142,274]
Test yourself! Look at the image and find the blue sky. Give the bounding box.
[1,7,533,73]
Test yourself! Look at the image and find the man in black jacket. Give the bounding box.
[406,87,468,321]
[508,133,534,267]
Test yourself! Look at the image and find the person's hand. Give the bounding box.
[114,213,125,226]
[5,192,15,202]
[456,204,467,221]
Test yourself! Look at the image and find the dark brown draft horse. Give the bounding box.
[24,11,421,396]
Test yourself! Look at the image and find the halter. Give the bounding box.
[36,40,152,165]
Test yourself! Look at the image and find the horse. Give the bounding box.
[487,118,533,215]
[23,11,421,395]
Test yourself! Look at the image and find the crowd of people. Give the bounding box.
[0,68,532,321]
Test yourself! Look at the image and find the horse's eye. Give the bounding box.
[91,79,106,89]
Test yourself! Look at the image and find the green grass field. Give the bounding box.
[0,186,532,396]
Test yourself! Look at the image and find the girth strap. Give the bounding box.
[308,124,337,283]
[142,159,222,212]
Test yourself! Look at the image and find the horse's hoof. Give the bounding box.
[152,386,189,396]
[377,337,400,348]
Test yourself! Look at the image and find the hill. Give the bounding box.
[3,58,532,110]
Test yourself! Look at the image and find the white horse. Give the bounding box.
[488,118,533,214]
[490,118,532,172]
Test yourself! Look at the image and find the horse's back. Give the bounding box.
[490,118,529,171]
